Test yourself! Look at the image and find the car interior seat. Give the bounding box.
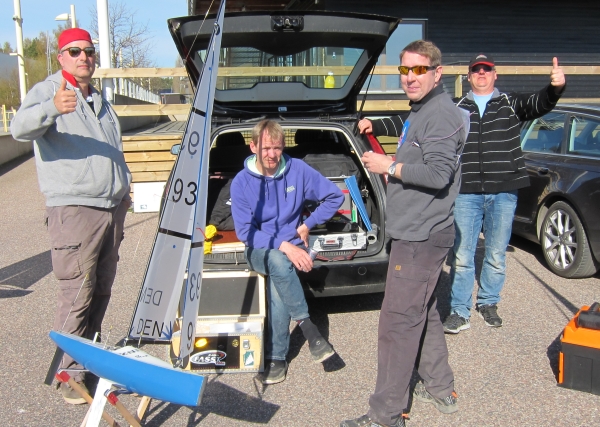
[209,132,251,173]
[214,132,246,147]
[537,128,562,153]
[286,129,346,158]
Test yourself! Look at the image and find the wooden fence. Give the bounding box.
[97,65,600,117]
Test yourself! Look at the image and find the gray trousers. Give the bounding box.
[368,225,455,425]
[47,201,129,382]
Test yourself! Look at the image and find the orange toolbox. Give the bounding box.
[558,302,600,395]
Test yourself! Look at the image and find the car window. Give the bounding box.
[198,46,365,90]
[520,112,566,153]
[567,115,600,158]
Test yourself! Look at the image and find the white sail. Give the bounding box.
[178,2,226,362]
[128,1,226,356]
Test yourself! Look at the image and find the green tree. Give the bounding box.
[0,28,64,108]
[1,42,13,53]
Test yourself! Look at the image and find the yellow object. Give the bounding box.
[195,338,208,348]
[324,72,335,88]
[203,225,218,254]
[205,225,217,239]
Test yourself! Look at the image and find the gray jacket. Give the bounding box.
[11,71,131,208]
[386,85,469,241]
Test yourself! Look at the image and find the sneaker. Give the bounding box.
[477,304,502,327]
[261,359,288,385]
[412,381,458,414]
[58,381,88,405]
[309,336,335,363]
[340,414,406,427]
[442,313,470,334]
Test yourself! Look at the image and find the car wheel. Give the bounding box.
[540,201,598,278]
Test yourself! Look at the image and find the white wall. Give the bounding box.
[0,133,33,166]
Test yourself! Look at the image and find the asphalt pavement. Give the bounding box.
[1,154,599,427]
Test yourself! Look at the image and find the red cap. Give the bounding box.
[58,28,93,50]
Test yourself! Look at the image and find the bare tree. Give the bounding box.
[89,1,154,69]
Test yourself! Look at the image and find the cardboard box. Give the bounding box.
[133,182,166,213]
[171,271,265,373]
[558,304,600,395]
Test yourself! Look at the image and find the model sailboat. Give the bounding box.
[127,0,225,364]
[49,0,226,406]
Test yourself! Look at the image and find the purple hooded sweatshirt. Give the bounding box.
[231,153,344,250]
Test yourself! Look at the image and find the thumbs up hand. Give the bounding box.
[53,79,78,114]
[550,57,566,89]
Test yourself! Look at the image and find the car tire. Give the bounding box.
[540,201,598,278]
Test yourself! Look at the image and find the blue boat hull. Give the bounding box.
[50,331,206,406]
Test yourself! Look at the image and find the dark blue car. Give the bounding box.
[513,103,600,278]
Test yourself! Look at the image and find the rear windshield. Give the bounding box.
[198,46,365,90]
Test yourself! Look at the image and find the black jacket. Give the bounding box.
[370,84,563,194]
[454,84,562,193]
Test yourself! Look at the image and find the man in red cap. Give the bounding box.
[11,28,131,405]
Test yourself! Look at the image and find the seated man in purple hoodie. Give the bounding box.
[231,120,344,384]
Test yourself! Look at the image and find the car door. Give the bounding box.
[514,111,568,240]
[560,113,600,261]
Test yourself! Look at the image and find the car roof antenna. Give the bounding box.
[353,64,376,135]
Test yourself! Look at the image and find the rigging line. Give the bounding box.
[353,63,376,135]
[184,0,217,65]
[60,274,89,332]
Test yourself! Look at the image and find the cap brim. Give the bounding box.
[470,61,495,68]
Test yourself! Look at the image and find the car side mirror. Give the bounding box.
[171,144,181,155]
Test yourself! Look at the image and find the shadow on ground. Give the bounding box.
[142,378,280,426]
[0,250,52,298]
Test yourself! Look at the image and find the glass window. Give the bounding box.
[567,115,600,158]
[198,46,365,90]
[520,112,566,153]
[361,20,426,94]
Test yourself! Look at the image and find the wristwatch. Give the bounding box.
[387,162,397,176]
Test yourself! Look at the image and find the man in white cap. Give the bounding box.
[11,28,131,404]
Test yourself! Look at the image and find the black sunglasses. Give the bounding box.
[470,64,493,73]
[61,47,96,58]
[398,65,437,76]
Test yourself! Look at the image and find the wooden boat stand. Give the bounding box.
[55,371,152,427]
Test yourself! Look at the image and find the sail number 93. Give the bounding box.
[171,178,197,205]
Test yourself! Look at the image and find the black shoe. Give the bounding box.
[413,381,458,414]
[261,359,287,385]
[340,414,406,427]
[442,313,470,334]
[58,381,88,405]
[309,336,335,363]
[477,304,502,327]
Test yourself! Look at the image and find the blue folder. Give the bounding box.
[344,175,372,231]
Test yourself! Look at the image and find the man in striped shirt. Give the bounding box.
[443,53,566,333]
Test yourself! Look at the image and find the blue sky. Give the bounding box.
[2,0,188,67]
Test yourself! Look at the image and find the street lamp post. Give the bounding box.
[12,0,27,103]
[55,4,77,28]
[97,0,114,103]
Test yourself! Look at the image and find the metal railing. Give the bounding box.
[111,78,161,104]
[1,105,17,132]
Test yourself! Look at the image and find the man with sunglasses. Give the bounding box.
[345,40,469,427]
[11,28,131,405]
[358,53,565,338]
[441,53,566,335]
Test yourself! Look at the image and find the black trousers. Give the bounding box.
[368,224,455,425]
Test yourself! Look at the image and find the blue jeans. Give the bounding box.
[245,247,310,361]
[449,191,517,319]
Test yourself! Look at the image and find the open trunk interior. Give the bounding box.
[203,124,385,266]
